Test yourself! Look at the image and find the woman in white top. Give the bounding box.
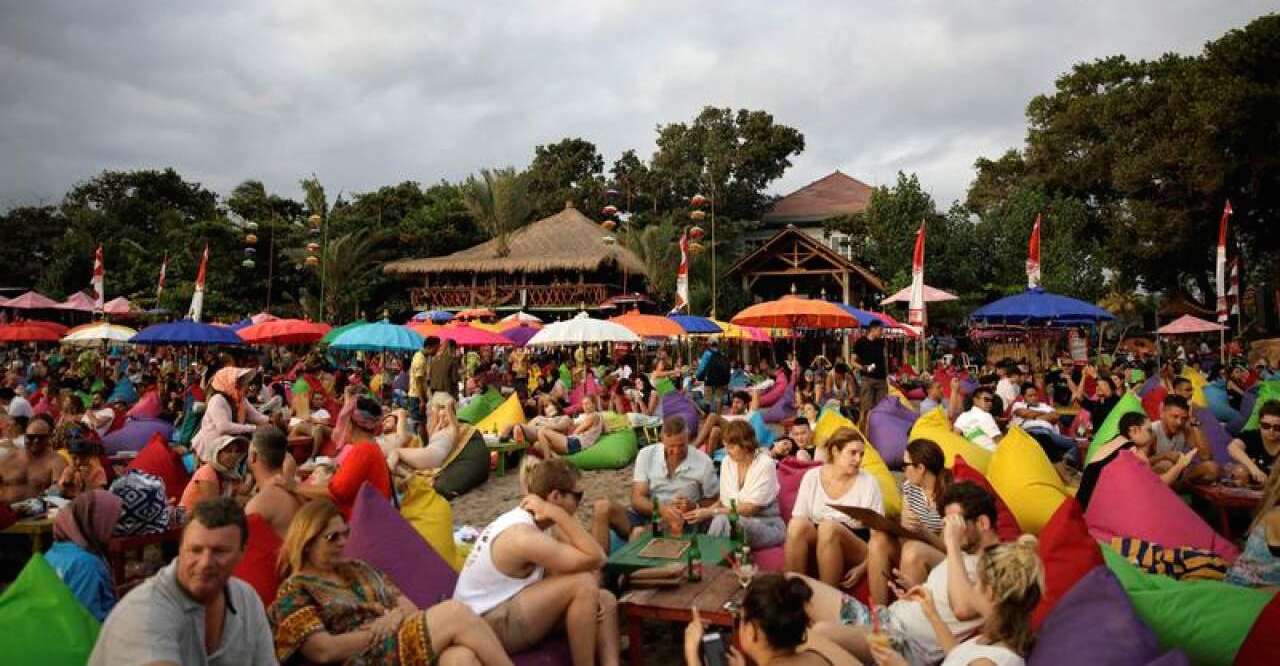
[785,427,884,588]
[683,420,786,548]
[533,394,603,457]
[388,392,459,471]
[870,535,1044,666]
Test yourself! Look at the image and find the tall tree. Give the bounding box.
[523,138,606,220]
[461,168,531,257]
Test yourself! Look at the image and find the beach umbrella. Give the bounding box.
[732,295,859,330]
[238,318,332,345]
[330,320,424,352]
[970,287,1115,327]
[103,297,133,315]
[130,320,245,346]
[455,308,496,321]
[500,311,542,325]
[0,322,63,343]
[710,319,771,343]
[1157,315,1226,336]
[501,325,540,347]
[668,314,723,335]
[321,319,368,344]
[437,323,514,347]
[411,310,455,324]
[497,317,542,332]
[526,312,641,346]
[405,322,443,337]
[610,311,685,338]
[880,284,958,305]
[57,292,97,312]
[4,291,61,310]
[61,322,138,346]
[0,295,8,306]
[837,304,881,327]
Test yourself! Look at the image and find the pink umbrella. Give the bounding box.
[871,311,921,338]
[57,291,97,311]
[438,322,513,347]
[103,296,133,315]
[880,284,958,305]
[5,291,61,310]
[1157,314,1225,335]
[250,312,280,325]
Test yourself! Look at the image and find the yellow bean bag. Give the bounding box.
[985,427,1069,534]
[473,393,525,435]
[909,407,993,473]
[400,475,461,570]
[813,409,902,517]
[1181,366,1209,409]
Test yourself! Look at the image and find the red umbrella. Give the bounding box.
[455,308,496,321]
[0,322,64,343]
[5,291,61,310]
[438,322,513,347]
[238,318,331,345]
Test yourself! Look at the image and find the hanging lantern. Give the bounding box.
[246,221,259,231]
[305,256,320,267]
[243,247,256,256]
[688,225,705,241]
[689,209,707,221]
[308,213,322,228]
[310,226,321,236]
[244,234,258,245]
[688,242,705,255]
[601,220,617,231]
[602,204,618,216]
[241,258,255,268]
[307,242,321,253]
[691,194,708,208]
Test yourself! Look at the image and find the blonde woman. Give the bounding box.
[505,395,573,444]
[533,394,603,457]
[1224,463,1280,589]
[388,392,459,472]
[268,499,512,665]
[870,535,1045,666]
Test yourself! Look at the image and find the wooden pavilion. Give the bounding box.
[383,202,649,312]
[727,224,884,307]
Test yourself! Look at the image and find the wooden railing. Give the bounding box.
[411,283,612,309]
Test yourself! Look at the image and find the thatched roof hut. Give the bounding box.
[384,202,649,311]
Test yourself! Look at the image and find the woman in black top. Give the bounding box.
[1069,365,1121,435]
[1077,411,1154,510]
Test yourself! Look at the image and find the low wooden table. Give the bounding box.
[1,516,54,554]
[606,533,737,576]
[486,440,528,477]
[1190,483,1263,540]
[619,564,740,666]
[107,527,183,594]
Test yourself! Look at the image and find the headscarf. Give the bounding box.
[53,490,123,558]
[210,367,254,423]
[207,434,247,479]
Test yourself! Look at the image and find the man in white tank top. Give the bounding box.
[454,458,619,666]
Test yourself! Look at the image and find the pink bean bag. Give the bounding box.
[1084,451,1239,562]
[755,458,822,572]
[867,396,918,468]
[757,369,789,408]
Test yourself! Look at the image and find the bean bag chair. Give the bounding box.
[1101,545,1273,666]
[101,417,175,455]
[563,373,602,416]
[1087,392,1146,462]
[747,411,777,447]
[655,377,677,396]
[473,393,525,435]
[777,458,821,523]
[1195,405,1232,465]
[757,370,789,408]
[600,410,630,434]
[106,376,137,405]
[456,387,503,424]
[1084,450,1239,562]
[1181,367,1209,408]
[1030,498,1103,629]
[1138,374,1162,397]
[1204,382,1241,425]
[1230,389,1256,434]
[952,455,1021,542]
[400,475,460,570]
[0,554,99,666]
[985,427,1068,535]
[126,434,190,504]
[1242,381,1280,431]
[812,409,901,517]
[1236,594,1280,666]
[761,374,796,423]
[867,396,918,469]
[904,387,926,401]
[908,407,992,473]
[567,427,638,470]
[173,404,204,446]
[1142,385,1168,421]
[233,513,283,607]
[432,429,490,499]
[1029,566,1181,666]
[660,392,700,437]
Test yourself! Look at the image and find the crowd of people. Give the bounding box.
[1,319,1278,665]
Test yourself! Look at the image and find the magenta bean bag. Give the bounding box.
[904,387,926,401]
[1194,406,1232,465]
[777,458,821,523]
[1084,451,1239,562]
[660,391,700,437]
[867,396,918,468]
[1030,567,1182,666]
[762,374,796,423]
[102,417,175,455]
[757,369,789,408]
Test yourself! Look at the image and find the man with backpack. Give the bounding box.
[696,340,731,413]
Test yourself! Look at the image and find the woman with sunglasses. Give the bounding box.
[865,439,950,606]
[269,499,512,666]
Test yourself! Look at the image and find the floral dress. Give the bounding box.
[269,559,436,665]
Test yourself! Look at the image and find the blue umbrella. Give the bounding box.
[667,314,723,335]
[837,304,880,327]
[970,288,1115,326]
[330,320,424,352]
[228,318,254,331]
[131,320,245,346]
[411,310,454,324]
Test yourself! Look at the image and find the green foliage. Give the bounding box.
[524,138,606,220]
[460,168,531,258]
[618,218,680,302]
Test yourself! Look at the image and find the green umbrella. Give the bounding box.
[321,319,368,345]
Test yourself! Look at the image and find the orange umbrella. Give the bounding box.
[610,310,685,338]
[405,322,444,337]
[238,319,332,345]
[455,308,496,321]
[731,295,859,330]
[497,318,542,332]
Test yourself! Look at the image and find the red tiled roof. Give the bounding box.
[763,170,874,223]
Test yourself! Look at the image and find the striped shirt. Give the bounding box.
[902,481,944,534]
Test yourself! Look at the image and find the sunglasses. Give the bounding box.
[321,528,351,544]
[1260,422,1280,433]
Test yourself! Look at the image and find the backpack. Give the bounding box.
[705,351,731,387]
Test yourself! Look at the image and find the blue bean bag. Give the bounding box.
[1203,382,1241,425]
[749,411,776,447]
[660,392,700,436]
[1230,389,1257,434]
[867,396,918,469]
[566,428,638,470]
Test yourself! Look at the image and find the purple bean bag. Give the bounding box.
[762,375,796,423]
[867,396,918,468]
[1229,389,1256,434]
[345,484,573,664]
[661,392,700,436]
[101,417,175,455]
[1138,375,1162,397]
[1195,406,1232,465]
[1030,566,1184,666]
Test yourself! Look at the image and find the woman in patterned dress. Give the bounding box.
[268,500,512,665]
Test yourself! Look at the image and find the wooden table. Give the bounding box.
[107,527,183,594]
[619,565,740,666]
[0,516,53,554]
[1190,483,1263,540]
[606,533,738,576]
[486,440,528,477]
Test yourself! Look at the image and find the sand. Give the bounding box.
[450,460,635,529]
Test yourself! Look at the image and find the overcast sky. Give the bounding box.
[1,2,1273,213]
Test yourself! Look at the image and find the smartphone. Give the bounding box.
[701,632,729,666]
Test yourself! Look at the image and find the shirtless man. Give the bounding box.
[243,426,300,538]
[454,458,618,666]
[0,415,65,503]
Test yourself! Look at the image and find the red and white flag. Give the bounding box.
[1216,200,1233,323]
[155,253,168,302]
[1026,214,1042,289]
[90,245,105,311]
[673,232,690,313]
[187,244,209,322]
[908,221,926,328]
[1229,256,1241,317]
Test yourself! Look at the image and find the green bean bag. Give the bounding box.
[567,428,639,470]
[456,388,504,424]
[0,554,99,665]
[1101,544,1273,666]
[432,430,490,499]
[1086,392,1145,462]
[1242,381,1280,431]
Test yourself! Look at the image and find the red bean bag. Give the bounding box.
[1084,451,1239,562]
[1031,498,1104,629]
[952,455,1022,542]
[126,433,190,503]
[1236,593,1280,666]
[1142,386,1168,421]
[233,513,283,607]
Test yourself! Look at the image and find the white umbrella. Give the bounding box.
[526,312,640,346]
[61,322,138,346]
[500,311,542,324]
[880,284,958,305]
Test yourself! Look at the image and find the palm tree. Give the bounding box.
[460,168,530,257]
[287,229,384,322]
[619,219,680,301]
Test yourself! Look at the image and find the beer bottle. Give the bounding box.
[686,538,703,582]
[728,499,742,545]
[650,493,663,538]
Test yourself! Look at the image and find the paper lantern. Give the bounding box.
[602,205,618,216]
[241,258,255,268]
[688,242,705,255]
[308,213,322,227]
[691,194,708,208]
[305,256,320,267]
[243,247,256,256]
[688,225,705,240]
[245,221,259,231]
[689,209,707,221]
[310,227,321,236]
[307,243,321,253]
[244,234,258,245]
[601,220,617,231]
